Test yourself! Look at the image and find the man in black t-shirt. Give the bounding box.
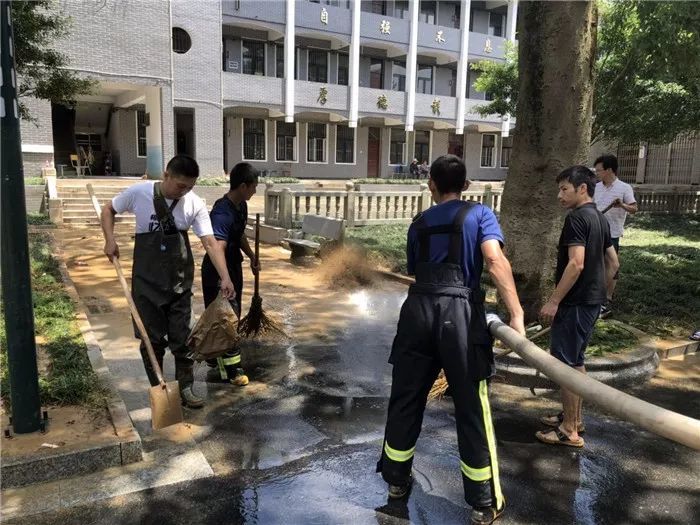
[536,166,619,448]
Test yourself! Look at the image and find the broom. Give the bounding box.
[428,324,552,400]
[238,213,286,338]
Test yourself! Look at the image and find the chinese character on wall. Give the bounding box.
[435,30,446,44]
[380,20,391,34]
[484,38,493,53]
[321,7,328,25]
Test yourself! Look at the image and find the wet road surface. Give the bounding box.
[9,231,699,524]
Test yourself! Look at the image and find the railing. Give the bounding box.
[634,186,699,214]
[264,182,503,228]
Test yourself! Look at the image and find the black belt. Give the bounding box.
[409,283,485,303]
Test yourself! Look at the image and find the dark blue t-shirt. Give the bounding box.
[407,200,504,289]
[210,196,248,264]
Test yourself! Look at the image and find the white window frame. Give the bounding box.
[306,122,328,164]
[240,38,267,77]
[480,133,497,168]
[335,124,357,165]
[500,135,512,168]
[416,64,434,95]
[136,109,147,158]
[241,118,268,162]
[337,52,349,86]
[413,129,433,164]
[306,48,330,84]
[388,128,407,166]
[275,121,299,163]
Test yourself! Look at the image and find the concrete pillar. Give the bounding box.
[455,0,472,134]
[500,0,518,138]
[285,0,296,123]
[635,142,647,184]
[144,86,163,177]
[348,0,361,128]
[405,0,420,132]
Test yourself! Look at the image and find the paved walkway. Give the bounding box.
[3,228,699,524]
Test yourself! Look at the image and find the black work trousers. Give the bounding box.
[379,291,503,510]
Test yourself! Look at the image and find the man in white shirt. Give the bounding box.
[100,155,234,408]
[593,154,638,317]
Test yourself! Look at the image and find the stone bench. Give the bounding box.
[283,215,345,258]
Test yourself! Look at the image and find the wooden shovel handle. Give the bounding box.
[87,184,166,387]
[601,201,615,214]
[254,213,260,297]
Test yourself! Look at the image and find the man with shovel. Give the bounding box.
[101,155,235,408]
[202,162,260,386]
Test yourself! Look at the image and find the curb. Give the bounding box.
[1,233,143,489]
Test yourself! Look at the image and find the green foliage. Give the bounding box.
[345,224,409,273]
[0,234,104,406]
[471,43,518,118]
[24,176,45,186]
[473,1,700,144]
[13,1,95,121]
[198,176,301,187]
[26,212,53,225]
[265,177,301,184]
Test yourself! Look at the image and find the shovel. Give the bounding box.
[87,184,183,429]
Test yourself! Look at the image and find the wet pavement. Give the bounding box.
[6,230,699,524]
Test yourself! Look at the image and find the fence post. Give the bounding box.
[344,181,356,227]
[419,183,432,211]
[279,188,293,229]
[264,181,274,222]
[635,143,647,184]
[483,184,494,209]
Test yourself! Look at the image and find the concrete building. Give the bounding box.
[20,0,519,181]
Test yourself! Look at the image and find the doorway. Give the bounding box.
[175,108,195,157]
[367,127,381,178]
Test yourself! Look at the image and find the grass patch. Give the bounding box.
[346,214,699,340]
[24,176,44,186]
[345,224,408,273]
[352,178,423,185]
[26,213,53,226]
[0,233,105,407]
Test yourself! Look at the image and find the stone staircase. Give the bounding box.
[56,178,142,227]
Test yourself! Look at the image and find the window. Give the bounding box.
[414,131,430,163]
[136,110,147,157]
[243,118,266,160]
[276,44,284,78]
[500,135,513,168]
[390,128,406,165]
[276,122,297,162]
[392,61,406,92]
[417,65,433,94]
[76,133,102,152]
[452,3,461,29]
[362,1,386,15]
[489,13,505,37]
[336,125,355,164]
[242,40,265,76]
[420,1,436,24]
[369,58,384,89]
[307,123,327,163]
[394,0,409,19]
[172,28,191,54]
[337,53,349,86]
[448,132,464,158]
[481,134,496,167]
[308,50,328,83]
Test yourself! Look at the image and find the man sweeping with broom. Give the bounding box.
[201,162,260,386]
[376,155,525,525]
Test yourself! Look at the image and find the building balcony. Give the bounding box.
[222,0,285,25]
[296,1,351,37]
[417,23,461,55]
[469,32,507,61]
[358,87,407,118]
[360,11,410,48]
[222,72,284,110]
[295,80,349,115]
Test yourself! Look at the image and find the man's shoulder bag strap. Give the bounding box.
[153,182,180,235]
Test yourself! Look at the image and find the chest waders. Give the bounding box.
[131,182,196,390]
[201,198,247,381]
[377,201,504,512]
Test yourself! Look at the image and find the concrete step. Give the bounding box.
[61,210,136,218]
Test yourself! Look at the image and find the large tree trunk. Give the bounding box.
[500,1,597,321]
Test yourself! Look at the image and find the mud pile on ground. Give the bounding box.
[318,244,377,289]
